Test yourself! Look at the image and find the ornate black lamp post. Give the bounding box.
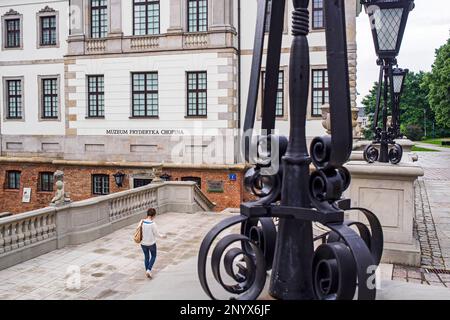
[391,67,409,138]
[198,0,383,300]
[361,0,414,164]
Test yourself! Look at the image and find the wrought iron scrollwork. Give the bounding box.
[198,0,384,301]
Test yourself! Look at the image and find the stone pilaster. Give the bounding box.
[168,0,184,33]
[209,0,235,32]
[109,0,123,36]
[67,0,85,55]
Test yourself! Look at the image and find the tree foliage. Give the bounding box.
[423,38,450,130]
[362,38,450,139]
[362,72,436,139]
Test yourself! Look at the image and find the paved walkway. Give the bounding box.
[1,146,450,299]
[392,147,450,286]
[0,212,228,300]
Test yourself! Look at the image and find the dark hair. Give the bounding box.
[147,208,157,217]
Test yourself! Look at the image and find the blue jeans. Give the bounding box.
[141,244,157,271]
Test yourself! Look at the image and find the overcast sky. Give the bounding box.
[356,0,450,108]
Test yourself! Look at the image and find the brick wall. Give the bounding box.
[0,162,246,214]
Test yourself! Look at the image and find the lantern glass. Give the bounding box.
[393,74,404,94]
[373,7,404,52]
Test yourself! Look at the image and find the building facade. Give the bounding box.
[0,0,361,213]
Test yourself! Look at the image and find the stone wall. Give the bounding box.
[0,160,245,214]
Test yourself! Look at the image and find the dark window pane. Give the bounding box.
[6,80,22,119]
[92,174,109,195]
[39,172,54,192]
[87,75,105,117]
[40,16,57,45]
[312,0,324,29]
[261,70,284,117]
[311,69,329,117]
[188,0,207,32]
[42,78,58,118]
[6,171,21,189]
[133,0,160,35]
[91,0,108,38]
[186,72,207,117]
[132,72,159,117]
[5,19,20,48]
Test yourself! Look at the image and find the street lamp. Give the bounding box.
[113,172,125,187]
[362,0,415,59]
[361,0,414,164]
[392,67,408,138]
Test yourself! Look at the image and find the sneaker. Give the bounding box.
[146,270,151,278]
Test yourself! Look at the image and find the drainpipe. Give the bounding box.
[236,0,242,164]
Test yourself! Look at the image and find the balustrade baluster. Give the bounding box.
[0,225,5,254]
[17,220,25,248]
[42,215,50,240]
[30,217,37,243]
[4,224,12,252]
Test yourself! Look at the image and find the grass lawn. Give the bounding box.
[412,146,440,152]
[421,138,450,148]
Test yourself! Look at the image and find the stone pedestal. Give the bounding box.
[353,139,415,153]
[344,161,424,266]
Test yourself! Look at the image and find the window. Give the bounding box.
[181,176,201,188]
[6,79,23,119]
[88,75,105,117]
[187,72,207,117]
[262,70,284,117]
[91,0,108,38]
[187,0,207,32]
[5,18,20,48]
[92,174,109,195]
[133,0,160,35]
[5,171,20,190]
[40,16,57,46]
[312,0,325,29]
[41,78,58,119]
[132,72,158,117]
[133,179,152,188]
[312,69,329,117]
[39,172,54,192]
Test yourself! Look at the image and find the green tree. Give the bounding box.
[362,71,436,139]
[423,38,450,130]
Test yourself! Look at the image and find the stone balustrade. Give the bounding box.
[183,33,209,48]
[85,39,107,54]
[130,36,160,51]
[0,182,214,270]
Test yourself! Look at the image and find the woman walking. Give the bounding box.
[139,208,166,278]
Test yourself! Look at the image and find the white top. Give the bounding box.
[140,219,164,246]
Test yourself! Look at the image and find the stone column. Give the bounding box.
[168,0,184,33]
[68,0,85,55]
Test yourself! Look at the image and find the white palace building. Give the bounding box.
[0,0,361,213]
